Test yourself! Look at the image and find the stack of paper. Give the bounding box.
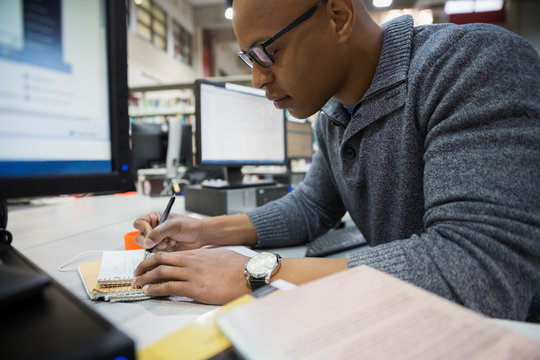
[216,266,540,360]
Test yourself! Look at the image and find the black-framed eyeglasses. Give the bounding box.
[238,0,328,69]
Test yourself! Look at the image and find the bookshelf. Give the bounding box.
[128,75,252,122]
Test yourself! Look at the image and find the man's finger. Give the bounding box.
[133,218,153,236]
[133,263,190,288]
[142,281,189,297]
[144,216,180,249]
[133,252,190,277]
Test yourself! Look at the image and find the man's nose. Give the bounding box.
[251,62,274,89]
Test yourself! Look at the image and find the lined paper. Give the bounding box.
[97,249,145,286]
[217,266,540,360]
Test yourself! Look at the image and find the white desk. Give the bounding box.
[8,193,540,351]
[8,194,219,349]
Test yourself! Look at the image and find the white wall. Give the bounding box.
[214,40,251,76]
[128,31,196,87]
[127,0,198,87]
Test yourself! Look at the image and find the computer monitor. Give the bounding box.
[0,1,135,358]
[131,122,169,170]
[131,122,193,171]
[0,0,133,200]
[195,79,287,188]
[179,124,194,168]
[286,119,314,160]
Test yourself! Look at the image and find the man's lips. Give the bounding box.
[267,95,290,109]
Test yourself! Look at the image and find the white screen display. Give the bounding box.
[0,0,111,176]
[199,83,286,165]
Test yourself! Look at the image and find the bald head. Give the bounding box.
[233,0,313,50]
[233,0,370,49]
[232,0,383,117]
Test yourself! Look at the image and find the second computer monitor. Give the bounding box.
[195,80,287,187]
[286,119,314,160]
[131,122,193,171]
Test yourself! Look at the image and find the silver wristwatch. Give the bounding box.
[244,252,281,290]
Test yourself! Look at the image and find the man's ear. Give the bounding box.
[327,0,355,44]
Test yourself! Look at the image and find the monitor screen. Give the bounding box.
[195,80,286,186]
[286,120,314,159]
[0,0,132,199]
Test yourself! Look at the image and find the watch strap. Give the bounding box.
[248,277,268,290]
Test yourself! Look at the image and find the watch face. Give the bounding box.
[247,253,278,278]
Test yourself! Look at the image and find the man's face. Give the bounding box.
[233,0,345,119]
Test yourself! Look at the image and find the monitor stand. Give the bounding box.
[202,166,276,189]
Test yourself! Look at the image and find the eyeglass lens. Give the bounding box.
[250,47,273,66]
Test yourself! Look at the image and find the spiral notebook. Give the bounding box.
[78,249,152,302]
[78,246,259,303]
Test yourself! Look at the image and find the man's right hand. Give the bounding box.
[133,212,204,252]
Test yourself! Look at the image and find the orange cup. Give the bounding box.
[124,231,143,250]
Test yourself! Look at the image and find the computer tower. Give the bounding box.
[184,184,289,216]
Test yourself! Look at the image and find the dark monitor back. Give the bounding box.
[180,124,193,168]
[131,122,193,171]
[131,122,168,170]
[0,244,135,359]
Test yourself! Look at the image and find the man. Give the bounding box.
[132,0,540,320]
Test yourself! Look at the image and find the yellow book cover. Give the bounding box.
[138,280,295,360]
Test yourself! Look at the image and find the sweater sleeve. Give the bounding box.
[247,116,348,248]
[349,25,540,320]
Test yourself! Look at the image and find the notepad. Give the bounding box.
[78,249,152,302]
[77,246,260,303]
[98,250,146,287]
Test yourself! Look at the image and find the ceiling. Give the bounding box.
[188,0,446,11]
[188,0,223,6]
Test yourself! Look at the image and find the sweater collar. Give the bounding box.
[321,15,414,127]
[361,15,413,103]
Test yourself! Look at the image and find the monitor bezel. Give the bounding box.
[0,0,133,199]
[194,79,287,169]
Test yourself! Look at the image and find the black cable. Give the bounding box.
[0,198,12,245]
[0,198,6,229]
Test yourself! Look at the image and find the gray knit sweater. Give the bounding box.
[247,15,540,320]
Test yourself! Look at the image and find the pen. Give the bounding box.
[144,194,176,259]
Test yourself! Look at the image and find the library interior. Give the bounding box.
[1,0,539,359]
